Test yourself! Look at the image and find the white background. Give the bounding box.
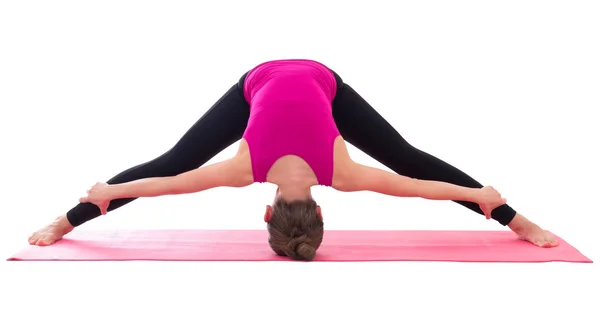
[1,1,598,315]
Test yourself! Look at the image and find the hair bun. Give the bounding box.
[296,242,316,261]
[286,236,316,261]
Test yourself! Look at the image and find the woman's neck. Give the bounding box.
[277,180,313,201]
[267,155,317,201]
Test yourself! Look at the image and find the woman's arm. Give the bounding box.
[104,157,253,200]
[334,162,483,203]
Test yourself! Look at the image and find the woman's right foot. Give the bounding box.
[28,215,74,246]
[507,213,559,248]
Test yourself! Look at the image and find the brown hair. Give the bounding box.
[267,197,324,261]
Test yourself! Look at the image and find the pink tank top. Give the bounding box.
[242,59,340,186]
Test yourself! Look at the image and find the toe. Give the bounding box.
[36,236,50,246]
[28,233,39,245]
[534,239,547,247]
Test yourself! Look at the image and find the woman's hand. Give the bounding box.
[79,182,113,215]
[477,186,507,220]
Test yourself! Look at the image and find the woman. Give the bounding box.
[29,59,558,261]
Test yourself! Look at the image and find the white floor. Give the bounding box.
[1,1,599,315]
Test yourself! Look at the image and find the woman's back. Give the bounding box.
[242,59,341,186]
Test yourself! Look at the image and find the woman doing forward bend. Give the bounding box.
[29,59,558,261]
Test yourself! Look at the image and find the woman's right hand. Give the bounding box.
[79,182,113,215]
[477,186,507,220]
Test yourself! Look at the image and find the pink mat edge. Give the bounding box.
[6,258,594,263]
[7,229,593,263]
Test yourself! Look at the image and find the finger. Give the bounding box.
[79,197,88,203]
[481,206,491,220]
[502,198,507,204]
[101,203,109,215]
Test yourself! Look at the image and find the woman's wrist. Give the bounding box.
[466,187,483,203]
[106,184,124,199]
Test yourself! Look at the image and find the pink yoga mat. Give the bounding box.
[8,229,592,263]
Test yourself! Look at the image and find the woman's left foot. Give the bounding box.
[28,215,74,246]
[508,214,559,248]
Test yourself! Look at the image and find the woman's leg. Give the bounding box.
[30,73,251,245]
[67,73,251,226]
[329,71,517,226]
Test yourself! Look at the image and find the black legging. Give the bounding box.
[66,70,517,227]
[329,71,516,226]
[66,73,252,226]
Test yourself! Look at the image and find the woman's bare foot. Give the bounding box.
[508,213,559,248]
[28,215,74,246]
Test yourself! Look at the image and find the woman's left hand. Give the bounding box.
[477,186,507,220]
[79,182,112,215]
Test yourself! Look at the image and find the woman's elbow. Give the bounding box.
[159,177,185,195]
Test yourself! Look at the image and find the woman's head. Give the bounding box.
[264,195,324,261]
